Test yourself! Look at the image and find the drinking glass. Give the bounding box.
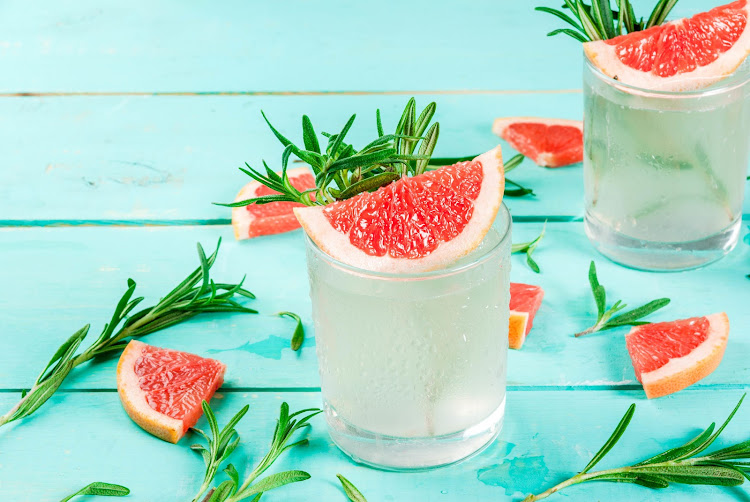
[304,204,512,470]
[583,56,750,271]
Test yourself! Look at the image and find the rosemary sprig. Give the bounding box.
[536,0,681,42]
[512,223,546,273]
[59,482,130,501]
[430,153,535,197]
[337,474,368,502]
[575,261,669,337]
[192,401,322,502]
[278,311,305,351]
[524,395,750,501]
[218,98,438,208]
[0,239,256,429]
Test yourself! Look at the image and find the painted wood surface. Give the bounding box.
[2,0,750,500]
[0,0,710,94]
[1,222,748,392]
[1,390,749,501]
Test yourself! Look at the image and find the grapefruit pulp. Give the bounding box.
[508,283,545,350]
[626,313,729,399]
[232,166,316,240]
[493,118,583,168]
[116,340,226,443]
[585,1,750,91]
[294,146,505,273]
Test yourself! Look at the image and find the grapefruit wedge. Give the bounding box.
[294,146,505,273]
[508,283,545,350]
[117,340,226,443]
[232,166,316,240]
[585,0,750,91]
[626,313,729,399]
[493,118,583,168]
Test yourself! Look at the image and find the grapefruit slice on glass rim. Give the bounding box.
[231,166,316,240]
[626,313,729,399]
[584,0,750,91]
[117,340,226,443]
[508,283,545,350]
[294,146,505,274]
[493,117,583,168]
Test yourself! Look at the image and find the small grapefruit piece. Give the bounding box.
[626,313,729,399]
[231,167,316,240]
[585,1,750,91]
[508,283,545,350]
[116,340,226,443]
[492,117,583,168]
[294,146,505,273]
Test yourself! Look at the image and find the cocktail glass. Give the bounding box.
[304,204,512,470]
[583,56,750,271]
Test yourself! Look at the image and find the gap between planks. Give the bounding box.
[0,89,583,98]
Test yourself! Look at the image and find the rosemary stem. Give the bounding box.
[199,488,215,502]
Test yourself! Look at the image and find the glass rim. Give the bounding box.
[583,52,750,99]
[304,203,511,281]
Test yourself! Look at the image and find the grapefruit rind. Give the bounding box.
[584,2,750,92]
[116,340,226,443]
[294,146,505,274]
[509,311,530,350]
[627,312,729,399]
[231,167,314,240]
[492,117,584,168]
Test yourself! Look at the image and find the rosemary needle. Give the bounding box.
[0,239,256,430]
[58,482,130,501]
[525,394,750,500]
[337,474,368,502]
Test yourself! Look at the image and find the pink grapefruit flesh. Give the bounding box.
[294,146,505,273]
[232,167,316,240]
[508,282,545,350]
[585,1,750,91]
[626,313,729,399]
[493,117,583,168]
[116,340,226,443]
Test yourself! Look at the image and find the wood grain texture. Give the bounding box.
[0,0,712,93]
[0,93,589,223]
[1,390,749,501]
[1,222,747,391]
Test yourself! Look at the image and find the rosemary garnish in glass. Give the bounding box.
[536,0,681,42]
[219,98,438,209]
[0,239,255,430]
[525,394,750,500]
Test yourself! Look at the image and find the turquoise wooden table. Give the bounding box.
[1,1,749,500]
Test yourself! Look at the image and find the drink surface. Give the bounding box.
[584,62,750,244]
[308,226,510,440]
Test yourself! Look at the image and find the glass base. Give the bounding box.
[584,212,741,272]
[325,397,505,471]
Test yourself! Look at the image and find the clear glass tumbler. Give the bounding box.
[305,205,512,470]
[583,56,750,271]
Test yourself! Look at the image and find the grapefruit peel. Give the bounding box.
[294,145,505,274]
[117,340,226,443]
[626,313,729,399]
[584,1,750,92]
[493,117,583,168]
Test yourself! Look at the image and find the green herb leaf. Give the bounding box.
[337,474,368,502]
[59,482,130,502]
[524,395,749,501]
[0,240,255,429]
[575,261,669,337]
[278,311,305,351]
[512,223,546,273]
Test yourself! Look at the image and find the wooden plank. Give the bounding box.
[1,389,749,501]
[0,93,591,223]
[1,222,748,392]
[0,0,710,94]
